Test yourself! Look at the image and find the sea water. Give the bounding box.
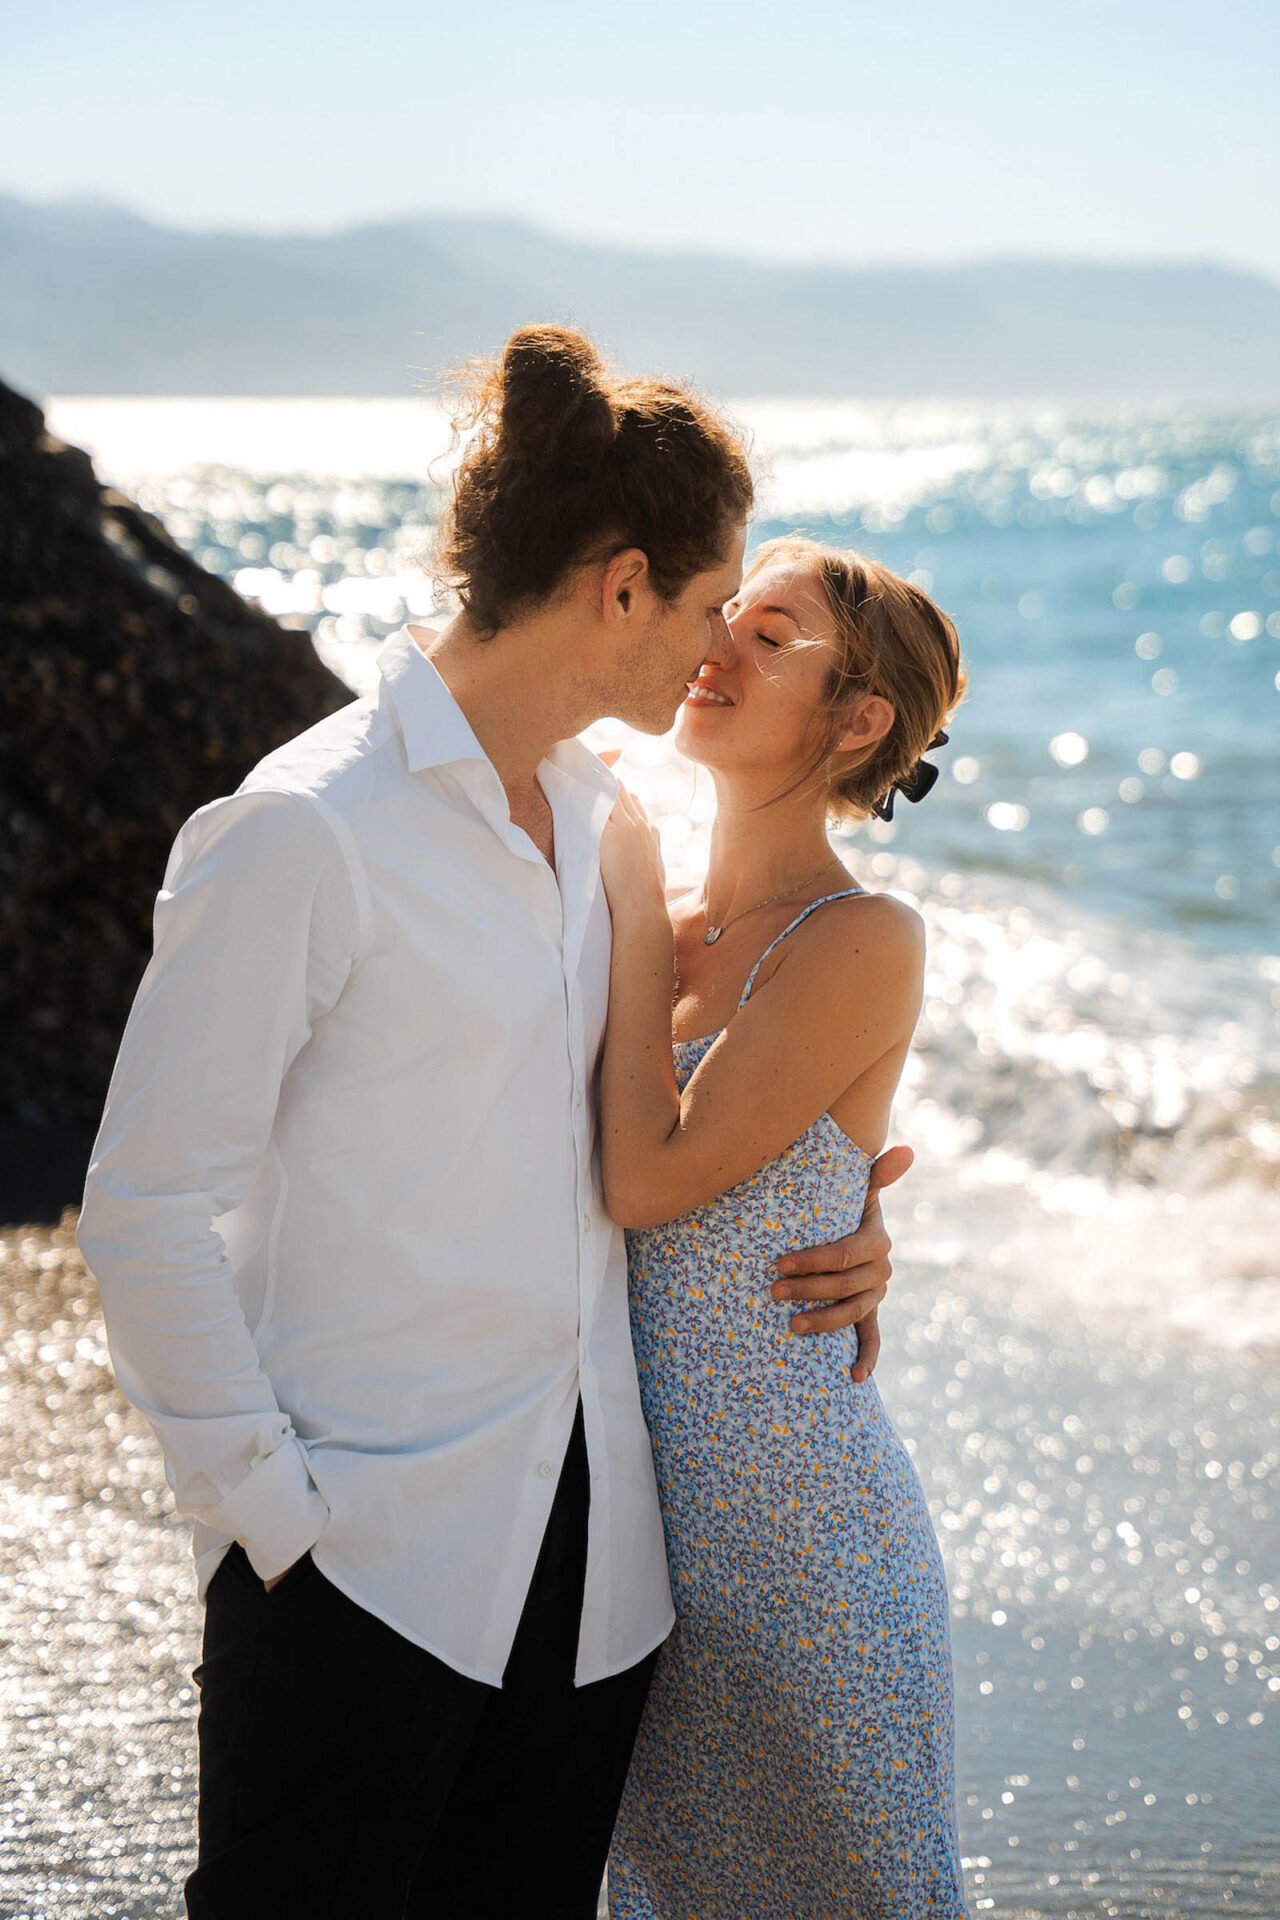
[48,392,1280,1349]
[11,393,1273,1918]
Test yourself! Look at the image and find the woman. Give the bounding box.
[601,535,971,1918]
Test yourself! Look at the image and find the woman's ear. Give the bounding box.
[836,693,895,755]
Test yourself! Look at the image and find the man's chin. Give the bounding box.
[616,695,688,739]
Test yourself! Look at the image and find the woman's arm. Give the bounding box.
[599,790,924,1230]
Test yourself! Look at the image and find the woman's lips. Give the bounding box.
[684,682,735,708]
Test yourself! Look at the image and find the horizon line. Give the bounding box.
[5,188,1277,291]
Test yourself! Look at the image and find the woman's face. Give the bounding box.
[674,557,842,783]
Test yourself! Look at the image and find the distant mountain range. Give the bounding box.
[2,194,1278,401]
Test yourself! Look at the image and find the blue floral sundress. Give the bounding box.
[609,891,970,1919]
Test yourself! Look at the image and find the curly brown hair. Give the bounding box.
[432,324,755,637]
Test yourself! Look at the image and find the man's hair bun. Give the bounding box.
[498,326,618,466]
[434,321,754,637]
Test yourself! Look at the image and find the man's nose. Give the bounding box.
[703,610,737,665]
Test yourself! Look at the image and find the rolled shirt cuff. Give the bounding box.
[204,1434,331,1582]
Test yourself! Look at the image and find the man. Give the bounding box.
[78,325,903,1917]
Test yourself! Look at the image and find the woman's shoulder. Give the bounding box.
[814,885,924,950]
[734,885,923,1070]
[775,886,925,996]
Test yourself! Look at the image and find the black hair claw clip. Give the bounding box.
[870,729,949,823]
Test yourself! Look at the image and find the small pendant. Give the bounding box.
[704,926,722,946]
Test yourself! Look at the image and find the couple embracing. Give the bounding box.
[78,324,970,1918]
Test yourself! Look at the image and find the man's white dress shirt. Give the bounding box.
[78,625,675,1686]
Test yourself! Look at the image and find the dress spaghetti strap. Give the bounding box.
[736,886,868,1011]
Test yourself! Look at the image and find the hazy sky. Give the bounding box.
[7,0,1279,278]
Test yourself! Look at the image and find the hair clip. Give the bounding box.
[871,729,949,823]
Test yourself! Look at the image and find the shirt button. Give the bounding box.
[582,1211,592,1234]
[538,1461,555,1479]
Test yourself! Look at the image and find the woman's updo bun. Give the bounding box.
[433,323,753,637]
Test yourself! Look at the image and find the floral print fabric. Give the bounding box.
[609,894,969,1918]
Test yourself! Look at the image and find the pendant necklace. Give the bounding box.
[701,856,848,947]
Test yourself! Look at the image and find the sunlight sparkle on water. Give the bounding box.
[1050,732,1089,768]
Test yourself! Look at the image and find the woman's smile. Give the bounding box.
[684,675,735,709]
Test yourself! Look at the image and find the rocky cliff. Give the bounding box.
[0,378,348,1220]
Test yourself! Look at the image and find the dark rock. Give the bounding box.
[0,377,348,1222]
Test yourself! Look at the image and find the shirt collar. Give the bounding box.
[378,625,619,803]
[544,733,619,803]
[378,626,490,773]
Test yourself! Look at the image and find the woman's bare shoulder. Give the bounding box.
[776,887,925,995]
[815,885,923,949]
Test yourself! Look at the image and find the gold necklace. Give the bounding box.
[700,856,848,947]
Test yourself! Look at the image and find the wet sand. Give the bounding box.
[1,1214,1275,1918]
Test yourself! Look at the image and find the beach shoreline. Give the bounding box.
[2,1214,1275,1918]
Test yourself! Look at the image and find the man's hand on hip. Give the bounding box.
[768,1143,914,1382]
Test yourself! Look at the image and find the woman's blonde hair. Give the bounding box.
[746,535,967,822]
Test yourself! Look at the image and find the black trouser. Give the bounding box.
[184,1405,661,1918]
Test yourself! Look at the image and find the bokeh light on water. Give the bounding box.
[50,392,1280,951]
[5,393,1276,1916]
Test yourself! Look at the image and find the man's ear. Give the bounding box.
[601,548,650,624]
